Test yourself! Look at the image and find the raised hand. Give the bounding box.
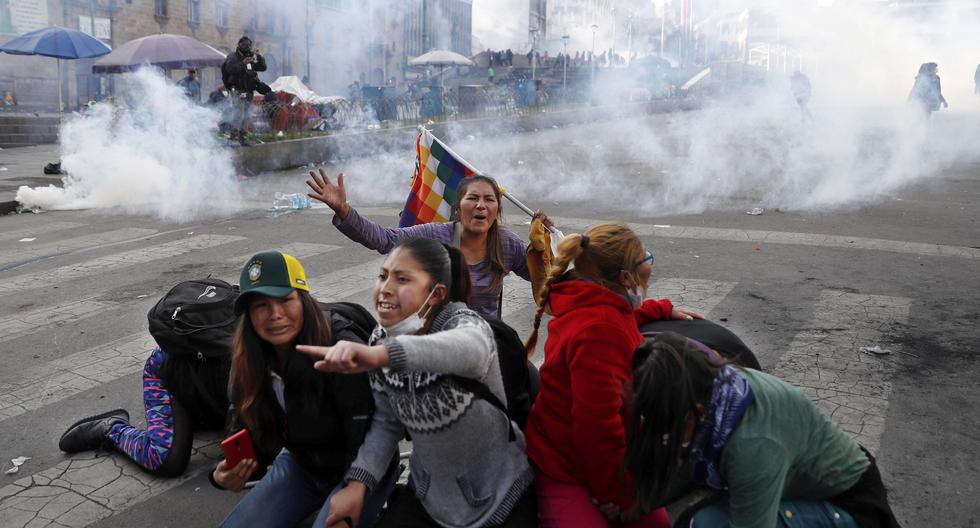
[306,168,350,219]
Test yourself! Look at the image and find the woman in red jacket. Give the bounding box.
[523,222,701,528]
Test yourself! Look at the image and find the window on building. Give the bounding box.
[216,0,229,28]
[154,0,167,17]
[187,0,200,24]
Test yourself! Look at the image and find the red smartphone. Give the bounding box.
[221,428,256,469]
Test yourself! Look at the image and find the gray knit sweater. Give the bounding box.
[345,302,533,528]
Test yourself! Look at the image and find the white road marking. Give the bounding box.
[0,228,157,268]
[0,299,116,344]
[0,235,245,297]
[0,256,386,424]
[650,278,736,317]
[0,222,85,243]
[0,334,155,422]
[0,241,332,344]
[772,290,912,455]
[224,242,342,266]
[552,216,980,260]
[501,275,535,318]
[309,257,387,302]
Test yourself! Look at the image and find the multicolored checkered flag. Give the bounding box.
[398,127,478,227]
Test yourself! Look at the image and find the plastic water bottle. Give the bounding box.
[272,192,312,210]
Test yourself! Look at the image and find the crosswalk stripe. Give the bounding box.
[772,290,911,455]
[0,234,245,297]
[309,257,387,301]
[0,299,116,344]
[0,433,222,527]
[0,228,157,268]
[0,334,154,422]
[650,278,736,317]
[224,242,342,266]
[501,275,534,318]
[552,216,980,260]
[0,257,388,424]
[0,221,86,243]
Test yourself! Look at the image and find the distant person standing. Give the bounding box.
[221,36,268,145]
[974,64,980,96]
[790,71,812,122]
[2,89,16,110]
[177,68,201,102]
[908,62,948,119]
[487,65,495,84]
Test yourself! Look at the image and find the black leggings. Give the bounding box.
[376,484,538,528]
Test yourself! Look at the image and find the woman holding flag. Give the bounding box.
[307,167,542,319]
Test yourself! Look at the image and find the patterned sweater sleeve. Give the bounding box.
[332,207,451,253]
[386,311,496,382]
[344,388,403,492]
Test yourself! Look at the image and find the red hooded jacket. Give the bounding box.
[524,279,673,510]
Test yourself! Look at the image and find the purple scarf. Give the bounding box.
[689,365,755,490]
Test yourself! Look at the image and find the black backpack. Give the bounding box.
[147,278,239,430]
[640,319,761,370]
[319,301,377,343]
[451,317,538,440]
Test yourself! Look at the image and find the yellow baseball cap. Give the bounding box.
[235,251,309,314]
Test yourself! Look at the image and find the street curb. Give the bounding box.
[0,200,18,215]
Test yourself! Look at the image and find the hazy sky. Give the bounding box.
[472,0,528,51]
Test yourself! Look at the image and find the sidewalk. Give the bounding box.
[0,143,62,213]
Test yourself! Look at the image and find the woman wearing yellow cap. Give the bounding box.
[212,251,393,528]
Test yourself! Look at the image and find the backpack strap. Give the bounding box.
[449,375,516,442]
[451,221,461,248]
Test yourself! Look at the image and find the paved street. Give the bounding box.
[0,113,978,527]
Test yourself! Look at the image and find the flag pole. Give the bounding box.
[422,127,563,238]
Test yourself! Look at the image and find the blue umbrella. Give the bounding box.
[0,26,112,113]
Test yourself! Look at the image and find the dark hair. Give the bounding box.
[395,237,472,306]
[452,175,507,293]
[625,332,724,510]
[230,289,332,455]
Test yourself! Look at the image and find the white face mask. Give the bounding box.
[626,275,648,309]
[380,287,438,337]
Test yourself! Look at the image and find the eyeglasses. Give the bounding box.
[634,250,654,268]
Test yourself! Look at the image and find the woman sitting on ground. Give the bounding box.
[299,237,537,527]
[210,251,393,528]
[58,279,238,478]
[523,222,701,528]
[307,168,540,319]
[626,332,902,528]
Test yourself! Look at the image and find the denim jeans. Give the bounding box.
[220,448,395,528]
[692,500,858,528]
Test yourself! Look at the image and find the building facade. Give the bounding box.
[0,0,472,110]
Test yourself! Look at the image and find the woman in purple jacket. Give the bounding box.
[307,168,535,319]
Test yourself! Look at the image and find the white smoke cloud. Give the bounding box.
[15,69,243,222]
[333,0,980,218]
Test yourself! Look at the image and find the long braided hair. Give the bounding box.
[523,222,646,356]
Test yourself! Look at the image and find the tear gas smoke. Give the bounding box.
[330,1,980,218]
[15,69,242,222]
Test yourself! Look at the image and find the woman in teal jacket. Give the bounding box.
[625,333,901,528]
